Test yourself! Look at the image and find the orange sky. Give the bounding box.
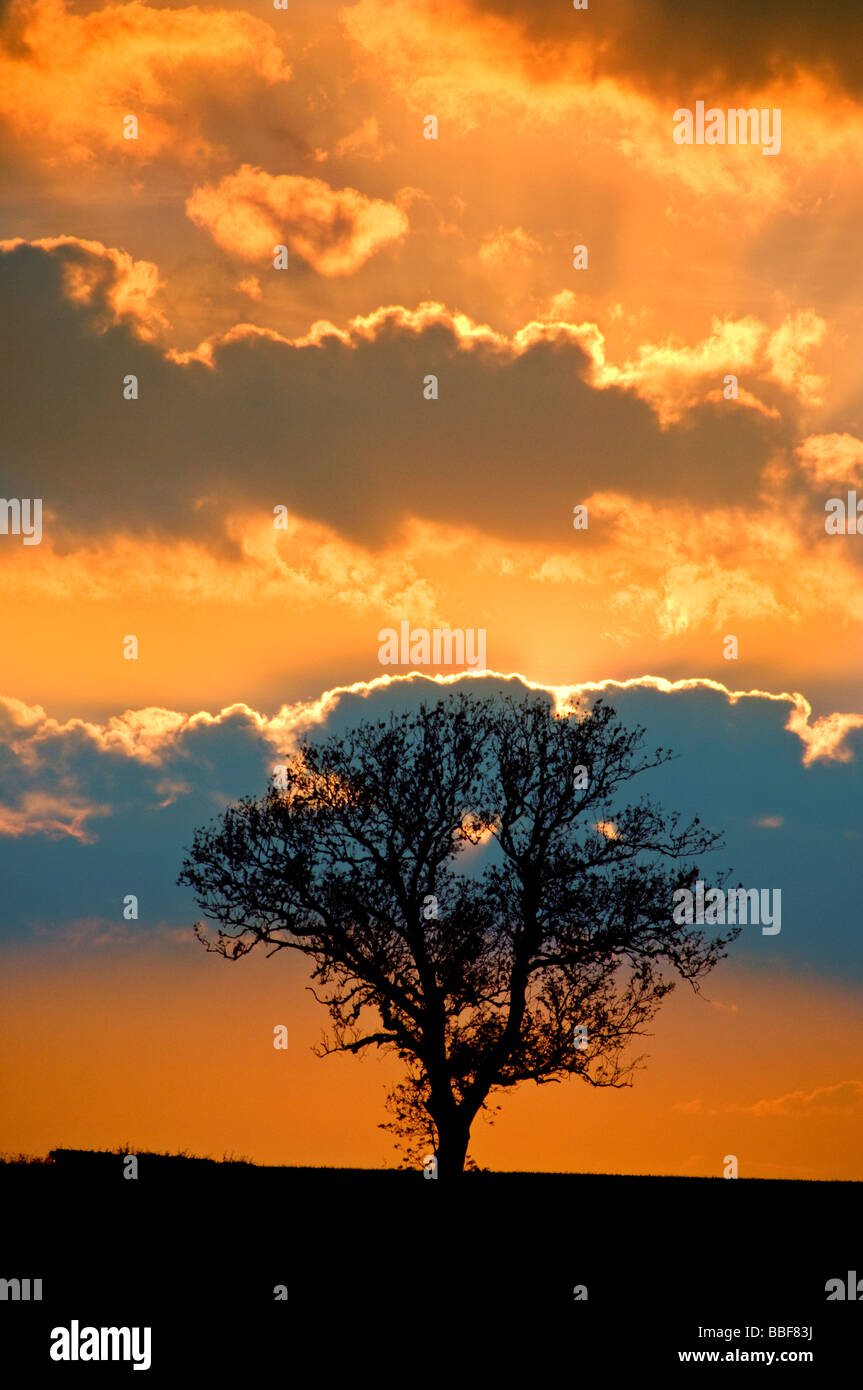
[2,939,861,1179]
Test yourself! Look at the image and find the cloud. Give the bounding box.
[334,116,394,162]
[0,695,191,766]
[784,703,863,766]
[1,673,862,987]
[796,433,863,487]
[1,238,861,738]
[742,1080,863,1118]
[672,1099,718,1116]
[27,915,189,948]
[172,295,824,425]
[461,0,863,101]
[0,791,110,841]
[236,276,262,301]
[673,1079,863,1121]
[477,226,542,268]
[587,312,824,426]
[530,490,863,640]
[7,487,863,710]
[0,510,443,619]
[185,165,409,275]
[763,312,827,404]
[340,0,863,224]
[0,0,291,163]
[1,239,789,550]
[0,234,167,339]
[2,670,862,780]
[3,236,862,690]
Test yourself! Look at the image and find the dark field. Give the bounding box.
[1,1151,859,1376]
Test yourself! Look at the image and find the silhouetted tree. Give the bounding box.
[178,692,737,1177]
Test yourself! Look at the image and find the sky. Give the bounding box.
[1,0,862,1178]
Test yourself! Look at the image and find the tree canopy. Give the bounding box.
[178,691,737,1176]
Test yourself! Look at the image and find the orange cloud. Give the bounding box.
[7,466,863,644]
[185,165,409,274]
[764,311,827,404]
[477,226,542,268]
[0,511,442,621]
[0,230,823,430]
[796,433,863,486]
[340,0,858,225]
[236,275,262,301]
[0,792,110,841]
[672,1080,863,1120]
[586,312,826,424]
[785,702,863,766]
[3,471,863,733]
[165,291,820,423]
[531,489,863,639]
[340,0,616,130]
[0,0,290,162]
[742,1080,863,1118]
[334,116,394,162]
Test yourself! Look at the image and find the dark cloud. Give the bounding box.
[471,0,863,99]
[0,242,784,551]
[1,675,861,984]
[0,704,274,928]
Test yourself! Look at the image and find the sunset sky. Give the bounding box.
[1,0,862,1178]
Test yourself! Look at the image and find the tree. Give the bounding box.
[178,691,737,1178]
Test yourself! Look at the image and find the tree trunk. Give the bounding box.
[435,1119,470,1179]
